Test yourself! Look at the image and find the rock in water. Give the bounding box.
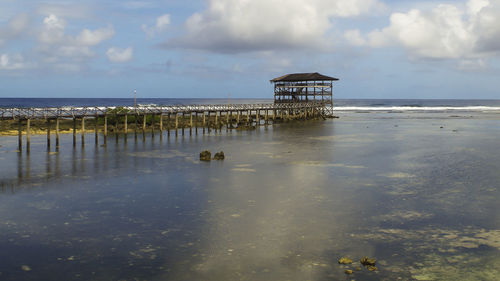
[213,151,225,160]
[360,257,376,266]
[344,269,353,274]
[338,257,353,264]
[200,150,212,161]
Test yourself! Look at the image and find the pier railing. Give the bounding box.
[0,102,331,120]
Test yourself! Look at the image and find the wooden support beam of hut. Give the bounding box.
[159,114,163,133]
[190,112,193,135]
[195,112,198,135]
[181,113,185,136]
[167,113,171,137]
[175,113,178,136]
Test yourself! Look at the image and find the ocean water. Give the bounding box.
[0,99,499,280]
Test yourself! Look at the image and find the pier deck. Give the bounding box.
[1,102,333,153]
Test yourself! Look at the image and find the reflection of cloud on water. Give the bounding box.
[231,168,256,172]
[379,172,416,178]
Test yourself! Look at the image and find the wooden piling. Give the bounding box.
[175,113,178,137]
[195,112,198,135]
[56,118,60,148]
[81,117,85,147]
[151,114,155,138]
[142,114,146,140]
[104,115,108,144]
[18,119,22,152]
[190,112,193,135]
[26,119,30,153]
[73,118,77,147]
[167,114,171,137]
[124,114,128,135]
[46,119,51,150]
[94,114,98,145]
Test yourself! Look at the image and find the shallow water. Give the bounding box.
[0,112,499,280]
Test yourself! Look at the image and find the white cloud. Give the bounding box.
[106,47,133,63]
[76,26,115,46]
[165,0,385,53]
[358,0,500,61]
[0,54,29,70]
[142,14,170,38]
[344,29,366,46]
[36,14,114,64]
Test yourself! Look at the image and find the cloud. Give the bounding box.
[357,0,500,61]
[164,0,385,53]
[76,26,115,46]
[142,14,170,38]
[0,13,30,46]
[106,47,133,62]
[0,54,30,70]
[36,14,114,63]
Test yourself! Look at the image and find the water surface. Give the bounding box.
[0,111,499,280]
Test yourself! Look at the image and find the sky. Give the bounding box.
[1,0,500,99]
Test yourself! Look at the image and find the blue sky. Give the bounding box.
[1,0,499,99]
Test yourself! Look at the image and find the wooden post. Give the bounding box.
[256,110,260,125]
[265,109,268,125]
[167,113,171,137]
[237,111,240,124]
[159,114,163,133]
[175,113,178,137]
[104,115,108,144]
[124,114,128,135]
[81,117,85,147]
[215,111,218,130]
[18,119,22,152]
[56,118,60,149]
[134,113,138,140]
[247,110,250,123]
[190,112,193,135]
[181,113,185,136]
[26,119,30,153]
[46,119,51,150]
[142,114,146,140]
[202,111,206,134]
[226,111,229,131]
[195,112,198,135]
[73,118,77,147]
[151,114,155,138]
[159,114,163,140]
[94,114,98,145]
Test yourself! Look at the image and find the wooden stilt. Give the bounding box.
[56,118,60,149]
[124,114,128,136]
[134,113,138,140]
[195,112,198,135]
[167,114,171,137]
[73,118,77,147]
[104,115,108,144]
[18,119,22,152]
[46,119,51,150]
[142,114,146,140]
[159,114,163,140]
[81,117,85,147]
[26,119,30,153]
[151,114,155,138]
[175,113,178,137]
[94,114,98,145]
[190,112,193,135]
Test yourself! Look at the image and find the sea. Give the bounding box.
[0,98,499,281]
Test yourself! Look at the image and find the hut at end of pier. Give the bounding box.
[271,72,339,104]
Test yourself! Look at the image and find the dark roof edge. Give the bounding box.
[270,72,339,82]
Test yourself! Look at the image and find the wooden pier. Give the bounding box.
[1,102,333,153]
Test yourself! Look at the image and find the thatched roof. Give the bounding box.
[271,72,339,82]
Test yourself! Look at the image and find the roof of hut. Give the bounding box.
[271,72,339,82]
